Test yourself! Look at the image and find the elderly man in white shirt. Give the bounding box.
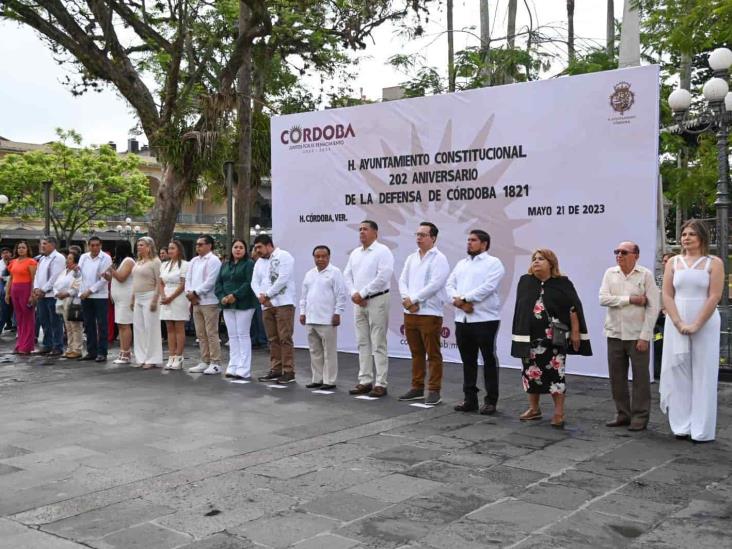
[344,220,395,398]
[398,222,450,405]
[251,234,297,384]
[299,245,347,390]
[600,240,660,431]
[32,236,67,356]
[446,229,506,415]
[78,236,113,362]
[185,235,223,374]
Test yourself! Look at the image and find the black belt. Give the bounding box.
[365,289,389,299]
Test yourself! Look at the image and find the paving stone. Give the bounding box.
[0,444,32,459]
[544,509,650,548]
[178,533,255,549]
[0,462,23,475]
[467,498,567,528]
[589,493,680,524]
[504,452,574,475]
[369,445,446,466]
[447,424,515,443]
[470,440,534,459]
[300,491,390,521]
[541,469,624,497]
[617,478,702,506]
[478,465,547,489]
[517,482,594,510]
[91,522,191,549]
[346,473,443,503]
[435,449,500,468]
[420,518,528,548]
[0,517,87,549]
[293,533,360,549]
[41,498,175,542]
[511,533,590,548]
[232,511,339,548]
[336,504,444,549]
[403,485,494,520]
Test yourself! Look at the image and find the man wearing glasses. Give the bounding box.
[398,222,450,405]
[185,235,223,374]
[599,241,660,431]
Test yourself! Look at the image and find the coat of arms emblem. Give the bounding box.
[609,81,635,115]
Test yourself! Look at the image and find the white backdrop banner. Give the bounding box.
[271,65,660,378]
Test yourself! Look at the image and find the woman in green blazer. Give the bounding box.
[215,239,258,379]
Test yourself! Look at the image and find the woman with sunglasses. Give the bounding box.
[660,219,723,443]
[510,249,592,428]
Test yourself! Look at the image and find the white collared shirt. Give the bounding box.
[184,252,222,305]
[251,248,296,308]
[445,252,506,323]
[300,264,347,324]
[399,247,449,317]
[34,250,66,297]
[343,241,394,298]
[53,268,81,298]
[599,264,660,341]
[78,252,113,298]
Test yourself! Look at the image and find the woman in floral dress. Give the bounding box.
[511,249,592,428]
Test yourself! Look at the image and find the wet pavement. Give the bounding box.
[1,333,731,549]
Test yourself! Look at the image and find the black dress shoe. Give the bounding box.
[320,384,336,390]
[306,382,323,389]
[605,419,631,427]
[258,371,282,382]
[480,403,497,415]
[79,355,97,361]
[675,434,690,441]
[95,355,107,363]
[454,401,479,412]
[691,439,714,444]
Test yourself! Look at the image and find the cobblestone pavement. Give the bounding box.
[1,334,731,549]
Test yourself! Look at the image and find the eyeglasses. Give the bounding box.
[613,249,634,256]
[415,232,431,238]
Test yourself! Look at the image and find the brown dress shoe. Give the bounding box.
[454,400,479,412]
[627,423,647,432]
[606,418,631,427]
[480,403,497,415]
[369,386,387,398]
[349,383,373,395]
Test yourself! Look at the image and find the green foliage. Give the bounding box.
[0,129,153,245]
[565,49,618,76]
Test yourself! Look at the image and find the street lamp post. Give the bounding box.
[115,217,138,245]
[668,46,732,368]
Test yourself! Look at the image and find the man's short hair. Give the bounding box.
[253,234,273,247]
[197,234,214,246]
[0,247,11,253]
[88,236,101,244]
[42,236,58,246]
[361,219,378,231]
[312,245,331,256]
[470,229,491,249]
[420,222,438,238]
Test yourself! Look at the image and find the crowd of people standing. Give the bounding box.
[0,217,723,442]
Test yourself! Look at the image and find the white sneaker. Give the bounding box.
[164,356,175,370]
[188,362,208,373]
[168,356,183,370]
[203,363,222,375]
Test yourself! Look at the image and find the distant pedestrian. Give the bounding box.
[215,239,257,380]
[300,245,347,390]
[600,241,660,431]
[32,236,66,356]
[512,249,592,428]
[159,240,189,370]
[446,230,505,415]
[185,235,222,374]
[5,241,37,354]
[107,241,135,364]
[252,235,297,384]
[398,222,449,405]
[0,247,14,334]
[131,237,163,369]
[660,219,723,443]
[53,250,83,358]
[79,236,113,362]
[344,220,394,398]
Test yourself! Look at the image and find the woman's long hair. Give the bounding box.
[528,248,563,278]
[114,240,134,267]
[680,218,710,257]
[229,239,249,263]
[13,240,32,259]
[165,240,187,270]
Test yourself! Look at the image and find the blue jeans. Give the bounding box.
[37,297,65,351]
[82,298,109,357]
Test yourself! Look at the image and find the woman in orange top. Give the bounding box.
[5,241,37,354]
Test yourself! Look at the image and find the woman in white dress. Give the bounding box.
[107,241,136,364]
[131,237,163,369]
[159,240,189,370]
[660,219,724,443]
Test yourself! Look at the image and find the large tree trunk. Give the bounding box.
[447,0,455,92]
[606,0,614,58]
[148,163,190,248]
[235,2,254,242]
[479,0,490,86]
[567,0,575,64]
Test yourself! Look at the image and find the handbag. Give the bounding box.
[67,298,83,322]
[550,318,569,349]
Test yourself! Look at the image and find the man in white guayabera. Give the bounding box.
[344,220,394,398]
[252,234,297,385]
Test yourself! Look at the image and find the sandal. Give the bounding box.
[519,408,542,421]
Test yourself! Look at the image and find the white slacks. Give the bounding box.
[133,291,163,365]
[306,324,338,385]
[223,308,255,378]
[354,292,389,387]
